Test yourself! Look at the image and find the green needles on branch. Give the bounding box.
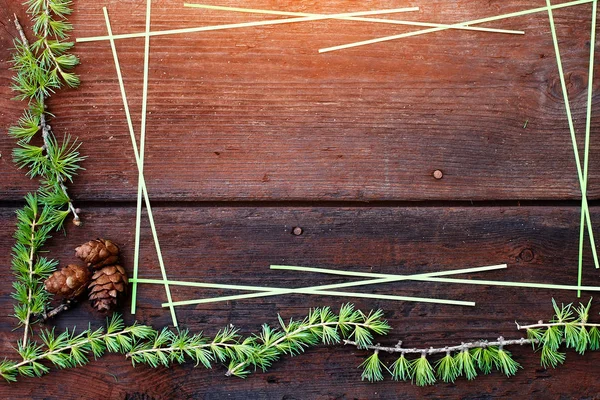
[0,305,390,382]
[3,300,599,384]
[126,304,391,379]
[353,299,600,385]
[0,315,155,382]
[8,0,84,356]
[12,193,60,346]
[10,0,84,227]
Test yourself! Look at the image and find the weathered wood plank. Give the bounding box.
[2,0,600,201]
[1,205,600,398]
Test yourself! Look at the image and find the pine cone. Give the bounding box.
[44,264,92,299]
[75,239,120,269]
[88,265,128,312]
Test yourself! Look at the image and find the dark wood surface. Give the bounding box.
[1,0,600,398]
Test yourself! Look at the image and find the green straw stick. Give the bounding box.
[131,0,153,316]
[103,8,178,326]
[319,0,594,53]
[134,263,505,292]
[546,0,599,271]
[272,265,600,293]
[162,289,475,307]
[271,264,506,279]
[578,0,598,297]
[134,264,507,307]
[183,3,523,35]
[78,7,435,43]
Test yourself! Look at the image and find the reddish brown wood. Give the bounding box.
[1,206,600,398]
[1,0,600,201]
[2,0,600,398]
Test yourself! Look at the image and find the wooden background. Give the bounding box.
[1,0,600,398]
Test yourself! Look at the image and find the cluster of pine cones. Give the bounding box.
[44,239,128,313]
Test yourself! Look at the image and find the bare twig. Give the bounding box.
[516,321,600,330]
[344,336,536,356]
[13,14,28,44]
[41,299,76,322]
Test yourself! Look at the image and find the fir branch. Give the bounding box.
[225,304,391,378]
[349,299,598,385]
[9,2,83,365]
[21,197,38,348]
[126,326,254,370]
[10,9,83,226]
[0,315,155,382]
[123,305,391,379]
[11,194,59,347]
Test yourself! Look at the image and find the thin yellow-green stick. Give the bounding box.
[184,3,523,35]
[163,289,474,307]
[319,0,593,53]
[131,0,152,316]
[141,264,507,307]
[103,7,178,326]
[272,265,600,293]
[134,261,503,293]
[578,0,598,297]
[78,7,426,42]
[546,0,599,272]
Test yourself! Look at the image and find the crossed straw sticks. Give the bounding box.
[78,5,524,43]
[132,263,600,310]
[77,1,599,327]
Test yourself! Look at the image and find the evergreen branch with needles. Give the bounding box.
[2,300,600,383]
[224,304,391,378]
[8,0,83,352]
[10,1,84,227]
[352,299,600,385]
[125,304,391,379]
[0,315,155,382]
[1,305,389,382]
[12,193,59,347]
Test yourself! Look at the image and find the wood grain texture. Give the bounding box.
[3,0,600,398]
[1,0,600,201]
[1,205,600,398]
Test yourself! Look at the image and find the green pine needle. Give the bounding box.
[471,346,499,375]
[435,352,459,383]
[411,355,436,386]
[540,345,566,369]
[360,351,385,382]
[455,349,477,380]
[390,354,412,381]
[495,349,520,376]
[589,327,600,351]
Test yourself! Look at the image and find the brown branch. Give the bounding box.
[13,14,29,45]
[344,336,536,356]
[41,299,76,322]
[516,321,600,330]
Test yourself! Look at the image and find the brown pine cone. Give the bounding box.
[44,264,92,299]
[75,239,120,269]
[88,265,128,313]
